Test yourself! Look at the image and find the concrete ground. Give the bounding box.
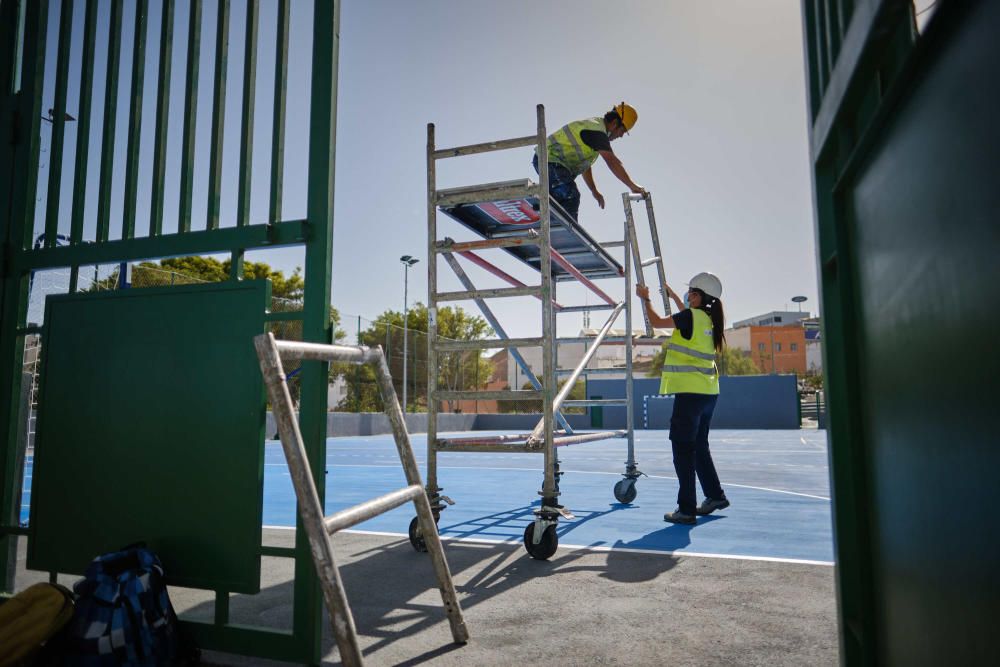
[13,528,838,666]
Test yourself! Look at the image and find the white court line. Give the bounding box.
[262,525,834,566]
[268,462,831,501]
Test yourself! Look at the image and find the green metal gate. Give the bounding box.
[0,1,340,662]
[803,1,999,664]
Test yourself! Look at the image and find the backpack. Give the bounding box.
[65,545,180,667]
[0,582,75,667]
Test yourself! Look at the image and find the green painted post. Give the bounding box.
[269,0,290,223]
[292,2,341,661]
[69,0,99,292]
[0,0,48,592]
[149,0,175,237]
[96,0,123,243]
[206,0,230,231]
[42,0,74,248]
[178,0,201,233]
[122,0,149,240]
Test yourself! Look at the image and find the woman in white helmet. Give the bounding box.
[636,272,729,525]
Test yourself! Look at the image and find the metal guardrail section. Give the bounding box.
[254,333,468,667]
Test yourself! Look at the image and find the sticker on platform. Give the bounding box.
[476,199,540,225]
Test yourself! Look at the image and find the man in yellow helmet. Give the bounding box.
[533,102,646,222]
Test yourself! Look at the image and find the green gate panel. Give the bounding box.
[27,281,270,594]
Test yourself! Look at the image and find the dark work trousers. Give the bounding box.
[669,393,725,515]
[532,154,580,221]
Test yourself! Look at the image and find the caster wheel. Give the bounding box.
[408,516,431,552]
[614,479,638,504]
[523,522,558,560]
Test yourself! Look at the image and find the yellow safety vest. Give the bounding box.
[659,308,720,395]
[540,117,606,177]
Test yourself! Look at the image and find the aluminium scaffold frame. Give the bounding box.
[419,105,666,560]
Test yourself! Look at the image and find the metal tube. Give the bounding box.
[623,193,651,336]
[435,337,543,352]
[624,217,636,471]
[323,485,423,534]
[269,0,289,223]
[178,0,201,233]
[529,302,626,443]
[432,134,537,159]
[274,340,378,364]
[644,194,671,315]
[536,103,556,503]
[256,334,362,666]
[122,0,148,240]
[556,304,616,314]
[437,431,565,447]
[435,285,542,301]
[436,183,540,207]
[554,430,627,447]
[436,237,539,252]
[426,122,439,501]
[206,0,230,230]
[563,399,628,407]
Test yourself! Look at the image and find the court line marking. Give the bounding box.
[263,462,831,501]
[262,525,834,566]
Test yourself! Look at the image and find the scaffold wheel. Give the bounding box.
[408,515,434,552]
[614,478,638,504]
[523,522,558,560]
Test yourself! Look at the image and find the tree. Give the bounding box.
[647,342,760,377]
[337,303,493,413]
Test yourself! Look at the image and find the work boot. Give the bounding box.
[663,508,696,525]
[696,496,730,516]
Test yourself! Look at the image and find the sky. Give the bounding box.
[31,0,829,338]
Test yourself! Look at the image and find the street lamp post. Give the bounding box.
[400,255,419,414]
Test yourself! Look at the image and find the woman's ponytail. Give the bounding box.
[704,297,726,352]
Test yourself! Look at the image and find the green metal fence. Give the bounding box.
[0,1,339,662]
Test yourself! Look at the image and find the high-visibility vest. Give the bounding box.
[659,308,720,395]
[540,117,606,177]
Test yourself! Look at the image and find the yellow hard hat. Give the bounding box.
[614,101,638,131]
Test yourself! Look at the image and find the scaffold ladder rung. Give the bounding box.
[563,399,629,407]
[255,333,468,666]
[434,389,543,401]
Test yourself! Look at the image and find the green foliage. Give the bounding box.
[337,303,493,413]
[647,342,760,377]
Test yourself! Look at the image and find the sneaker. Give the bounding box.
[663,508,697,525]
[696,497,730,516]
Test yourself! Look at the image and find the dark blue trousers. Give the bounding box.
[532,154,580,221]
[669,393,725,515]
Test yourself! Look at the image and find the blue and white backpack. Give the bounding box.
[65,545,180,667]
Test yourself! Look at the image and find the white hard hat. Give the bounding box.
[688,272,722,299]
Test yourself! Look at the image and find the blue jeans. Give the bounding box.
[669,393,725,515]
[532,154,580,221]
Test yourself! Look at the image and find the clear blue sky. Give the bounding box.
[35,0,821,338]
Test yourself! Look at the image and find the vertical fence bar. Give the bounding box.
[178,0,201,233]
[68,0,99,292]
[122,0,148,240]
[236,0,257,228]
[42,0,74,248]
[206,0,230,230]
[149,0,174,237]
[269,0,289,223]
[96,0,123,243]
[231,0,259,280]
[296,0,340,661]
